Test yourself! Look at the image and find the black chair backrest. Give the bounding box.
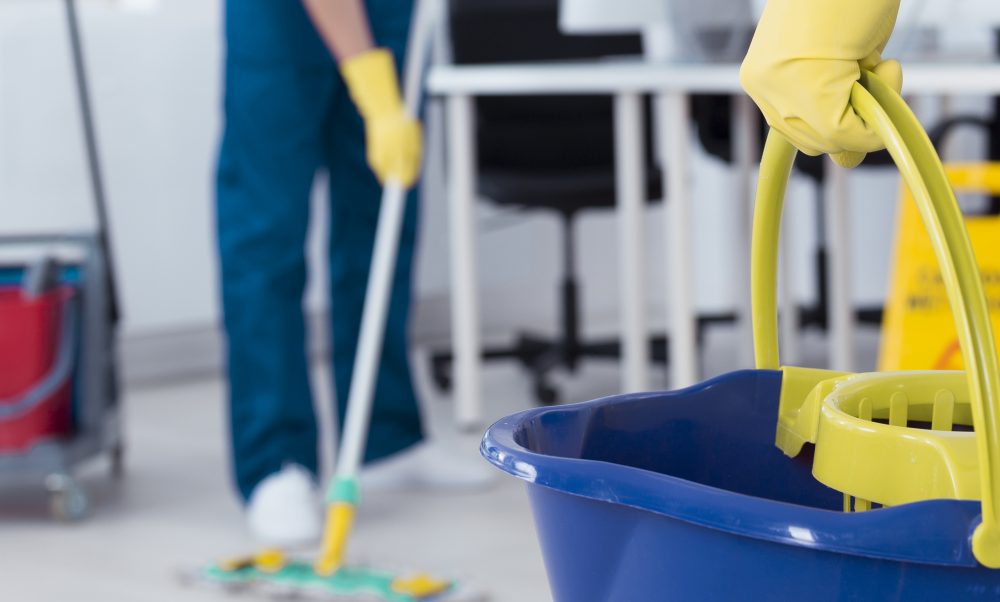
[449,0,641,64]
[448,0,647,172]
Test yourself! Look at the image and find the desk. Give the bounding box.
[427,59,1000,427]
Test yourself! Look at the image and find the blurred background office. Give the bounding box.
[2,0,1000,600]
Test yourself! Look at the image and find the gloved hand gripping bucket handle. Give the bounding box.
[750,71,1000,567]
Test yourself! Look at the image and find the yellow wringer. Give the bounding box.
[752,71,1000,568]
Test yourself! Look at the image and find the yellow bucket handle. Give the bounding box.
[750,71,1000,568]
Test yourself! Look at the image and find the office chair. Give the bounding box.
[430,0,733,404]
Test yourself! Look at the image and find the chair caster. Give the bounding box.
[110,443,125,479]
[535,382,560,406]
[432,355,452,392]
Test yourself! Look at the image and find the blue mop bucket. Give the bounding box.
[482,73,1000,601]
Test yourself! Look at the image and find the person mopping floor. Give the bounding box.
[216,0,491,548]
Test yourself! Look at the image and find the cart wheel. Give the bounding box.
[110,444,125,479]
[46,475,88,522]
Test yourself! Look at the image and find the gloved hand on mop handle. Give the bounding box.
[303,0,423,188]
[341,49,423,187]
[739,0,902,169]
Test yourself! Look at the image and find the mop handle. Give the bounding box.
[333,0,434,487]
[315,0,439,576]
[750,70,1000,568]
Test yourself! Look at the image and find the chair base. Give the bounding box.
[429,314,736,405]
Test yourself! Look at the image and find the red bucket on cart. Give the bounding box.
[0,286,77,452]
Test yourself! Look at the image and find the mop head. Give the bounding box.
[182,550,484,602]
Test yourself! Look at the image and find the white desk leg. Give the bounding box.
[446,94,483,427]
[824,158,855,371]
[733,95,757,366]
[779,198,800,365]
[613,93,650,393]
[658,92,697,388]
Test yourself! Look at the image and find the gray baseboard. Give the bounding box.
[119,324,223,385]
[118,297,457,386]
[119,312,332,386]
[118,290,666,386]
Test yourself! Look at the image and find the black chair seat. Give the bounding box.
[480,168,662,211]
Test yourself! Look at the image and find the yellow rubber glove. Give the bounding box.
[740,0,902,168]
[340,49,422,187]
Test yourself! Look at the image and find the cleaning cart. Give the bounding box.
[482,71,1000,600]
[0,0,122,520]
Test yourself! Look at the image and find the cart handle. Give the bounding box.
[751,70,1000,568]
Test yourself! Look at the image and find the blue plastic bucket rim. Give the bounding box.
[482,370,985,568]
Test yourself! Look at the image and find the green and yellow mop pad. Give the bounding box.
[184,549,484,602]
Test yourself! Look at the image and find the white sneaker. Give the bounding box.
[360,439,496,493]
[246,464,322,547]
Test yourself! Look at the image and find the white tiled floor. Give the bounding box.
[2,347,560,602]
[1,328,880,601]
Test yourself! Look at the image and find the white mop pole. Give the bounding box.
[315,0,439,575]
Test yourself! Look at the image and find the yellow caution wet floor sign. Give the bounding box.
[880,163,1000,371]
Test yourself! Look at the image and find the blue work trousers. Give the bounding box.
[216,0,423,500]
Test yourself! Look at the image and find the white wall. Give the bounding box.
[0,0,996,379]
[0,0,226,335]
[0,0,333,347]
